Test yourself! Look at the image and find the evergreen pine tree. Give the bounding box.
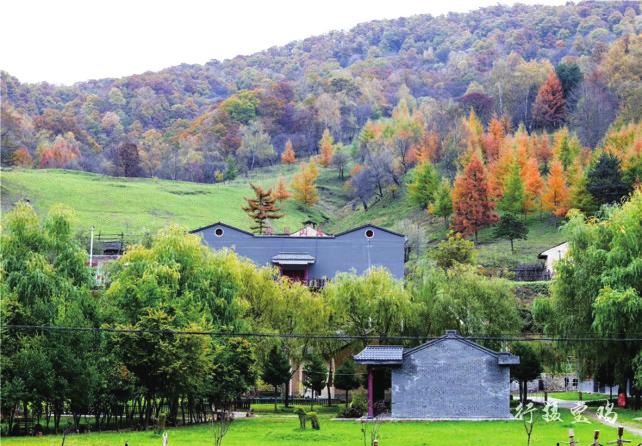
[262,345,292,411]
[493,213,528,253]
[224,155,238,180]
[586,153,632,205]
[303,354,328,410]
[333,360,361,407]
[428,179,453,227]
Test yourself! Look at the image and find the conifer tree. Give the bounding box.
[333,360,360,407]
[303,354,327,410]
[319,129,334,167]
[521,157,544,214]
[494,213,528,253]
[542,159,570,217]
[281,139,296,165]
[499,162,526,214]
[533,73,566,131]
[407,162,440,209]
[242,183,283,234]
[224,155,238,180]
[429,179,453,227]
[451,153,498,242]
[273,176,292,202]
[291,161,319,206]
[482,115,504,162]
[262,345,292,411]
[586,153,632,205]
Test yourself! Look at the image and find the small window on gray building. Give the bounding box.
[365,229,374,239]
[215,228,224,237]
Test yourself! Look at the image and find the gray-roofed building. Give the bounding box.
[354,330,519,419]
[191,222,406,282]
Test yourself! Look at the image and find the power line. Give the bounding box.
[4,325,642,343]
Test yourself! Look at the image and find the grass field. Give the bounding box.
[530,391,609,402]
[1,167,326,234]
[1,407,639,446]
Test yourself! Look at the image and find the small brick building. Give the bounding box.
[355,330,519,419]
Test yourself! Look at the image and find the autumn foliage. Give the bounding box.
[451,153,498,241]
[291,161,319,206]
[242,183,283,234]
[273,176,291,201]
[542,159,570,217]
[319,129,334,167]
[281,139,296,165]
[533,73,566,131]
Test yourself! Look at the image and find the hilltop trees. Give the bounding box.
[291,161,319,206]
[452,154,497,242]
[243,183,283,234]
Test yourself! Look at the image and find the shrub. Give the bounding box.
[296,408,307,429]
[339,393,367,418]
[307,411,320,430]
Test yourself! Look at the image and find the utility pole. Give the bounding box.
[89,226,95,267]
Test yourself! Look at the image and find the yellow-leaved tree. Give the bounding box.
[291,161,319,206]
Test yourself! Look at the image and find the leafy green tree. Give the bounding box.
[586,153,631,205]
[543,190,642,407]
[407,162,440,209]
[511,343,543,403]
[431,232,476,270]
[262,344,292,411]
[224,155,238,180]
[408,262,521,349]
[210,338,258,408]
[324,268,410,342]
[499,162,526,214]
[493,213,528,253]
[429,179,453,227]
[333,360,361,406]
[303,354,328,409]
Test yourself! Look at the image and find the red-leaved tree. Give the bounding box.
[451,153,498,242]
[532,73,566,131]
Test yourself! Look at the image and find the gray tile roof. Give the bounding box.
[354,345,404,364]
[271,253,315,265]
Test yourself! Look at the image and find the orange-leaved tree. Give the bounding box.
[281,139,296,165]
[242,183,283,234]
[291,161,319,206]
[521,157,544,214]
[319,129,334,167]
[542,159,570,217]
[273,176,292,202]
[532,72,566,131]
[451,153,498,242]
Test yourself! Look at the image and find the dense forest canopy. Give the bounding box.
[2,1,642,183]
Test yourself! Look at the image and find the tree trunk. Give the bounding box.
[274,385,278,412]
[510,238,514,253]
[523,380,529,403]
[284,378,290,408]
[345,390,349,407]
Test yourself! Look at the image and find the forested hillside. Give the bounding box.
[2,1,641,183]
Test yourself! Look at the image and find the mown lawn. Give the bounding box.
[2,408,639,446]
[530,391,609,401]
[0,168,326,234]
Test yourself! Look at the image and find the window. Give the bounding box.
[365,229,374,239]
[572,378,578,388]
[215,227,224,237]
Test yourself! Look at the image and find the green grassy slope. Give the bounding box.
[0,167,326,233]
[1,167,564,267]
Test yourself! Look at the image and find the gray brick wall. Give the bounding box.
[391,338,512,419]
